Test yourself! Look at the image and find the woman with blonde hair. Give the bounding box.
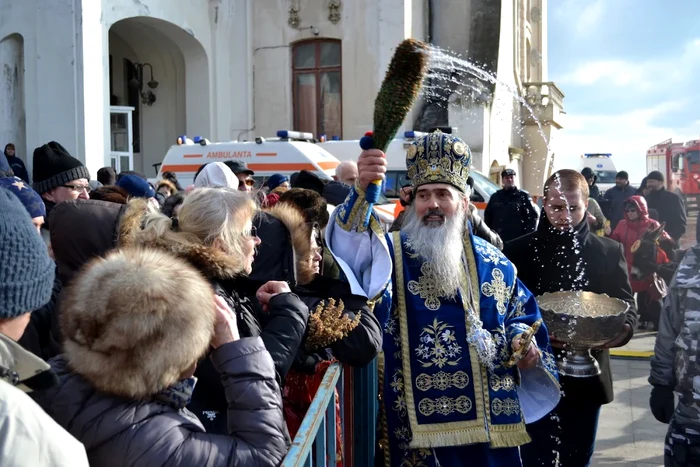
[130,187,309,434]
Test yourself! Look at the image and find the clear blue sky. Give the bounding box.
[548,0,700,182]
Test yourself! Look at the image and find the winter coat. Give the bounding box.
[650,246,700,428]
[504,214,637,406]
[4,153,29,183]
[604,183,637,229]
[484,187,538,243]
[133,224,308,435]
[256,203,382,370]
[32,338,287,467]
[0,333,88,467]
[646,187,687,241]
[18,271,62,360]
[609,195,671,293]
[587,198,607,233]
[468,203,504,249]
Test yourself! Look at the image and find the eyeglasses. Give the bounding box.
[624,208,637,213]
[246,225,258,238]
[62,184,91,193]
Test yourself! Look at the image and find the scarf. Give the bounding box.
[530,213,589,294]
[155,377,197,409]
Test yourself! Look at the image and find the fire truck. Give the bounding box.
[646,138,700,211]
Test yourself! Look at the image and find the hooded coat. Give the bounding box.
[132,218,309,435]
[262,203,382,369]
[31,248,288,467]
[609,195,671,293]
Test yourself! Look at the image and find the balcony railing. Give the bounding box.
[281,359,378,466]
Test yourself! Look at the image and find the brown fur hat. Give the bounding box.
[267,203,316,285]
[156,179,178,196]
[60,248,216,399]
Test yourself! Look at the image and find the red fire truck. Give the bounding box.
[646,139,700,207]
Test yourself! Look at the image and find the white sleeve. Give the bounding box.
[326,207,393,300]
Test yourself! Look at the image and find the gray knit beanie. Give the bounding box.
[0,188,55,318]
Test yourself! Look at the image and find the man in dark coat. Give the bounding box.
[504,169,637,467]
[645,170,687,243]
[604,170,637,230]
[484,168,538,242]
[4,143,30,183]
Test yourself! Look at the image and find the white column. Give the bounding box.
[0,34,26,167]
[76,0,109,178]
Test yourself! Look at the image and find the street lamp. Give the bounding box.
[128,62,159,106]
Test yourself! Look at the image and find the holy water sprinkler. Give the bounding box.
[359,38,429,226]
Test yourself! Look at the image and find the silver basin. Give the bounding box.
[537,291,629,378]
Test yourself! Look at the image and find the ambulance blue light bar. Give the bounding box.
[404,131,428,139]
[277,130,314,140]
[584,153,612,158]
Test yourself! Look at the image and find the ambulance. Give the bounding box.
[318,131,501,215]
[578,153,618,194]
[153,131,398,228]
[154,131,339,187]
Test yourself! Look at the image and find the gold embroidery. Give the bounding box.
[399,449,431,467]
[392,231,489,449]
[491,398,520,416]
[419,396,473,416]
[407,144,417,159]
[407,263,443,310]
[415,371,469,392]
[414,318,463,368]
[489,374,516,392]
[481,268,509,315]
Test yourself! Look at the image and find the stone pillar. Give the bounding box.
[76,0,110,178]
[0,34,26,170]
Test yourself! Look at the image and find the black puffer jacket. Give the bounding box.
[32,339,288,467]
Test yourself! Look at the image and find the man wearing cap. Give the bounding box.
[0,188,89,466]
[484,168,538,243]
[645,170,686,243]
[604,170,637,230]
[32,141,90,242]
[326,131,559,466]
[224,160,255,192]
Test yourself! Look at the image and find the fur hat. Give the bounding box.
[266,203,317,285]
[32,141,90,194]
[278,188,329,228]
[60,248,216,399]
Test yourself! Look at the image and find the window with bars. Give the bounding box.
[292,40,342,139]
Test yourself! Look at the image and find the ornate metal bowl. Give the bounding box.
[536,291,629,378]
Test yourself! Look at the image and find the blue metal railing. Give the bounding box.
[281,360,379,467]
[282,363,342,467]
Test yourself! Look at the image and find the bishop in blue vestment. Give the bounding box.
[326,131,560,467]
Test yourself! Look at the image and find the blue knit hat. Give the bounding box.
[266,173,289,191]
[0,188,55,318]
[116,174,155,199]
[0,177,46,219]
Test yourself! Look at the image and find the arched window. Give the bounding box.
[292,39,342,139]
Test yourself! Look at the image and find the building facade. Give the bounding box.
[0,0,563,193]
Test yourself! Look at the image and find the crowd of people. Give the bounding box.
[0,133,697,466]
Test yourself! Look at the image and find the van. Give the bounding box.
[154,131,339,187]
[153,131,397,229]
[578,153,618,194]
[318,131,501,215]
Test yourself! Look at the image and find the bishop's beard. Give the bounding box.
[401,204,466,299]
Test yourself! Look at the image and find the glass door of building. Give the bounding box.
[109,106,135,173]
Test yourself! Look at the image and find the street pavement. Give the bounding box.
[592,358,666,467]
[590,216,697,466]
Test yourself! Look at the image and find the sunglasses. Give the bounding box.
[624,207,637,212]
[246,225,258,238]
[62,184,91,193]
